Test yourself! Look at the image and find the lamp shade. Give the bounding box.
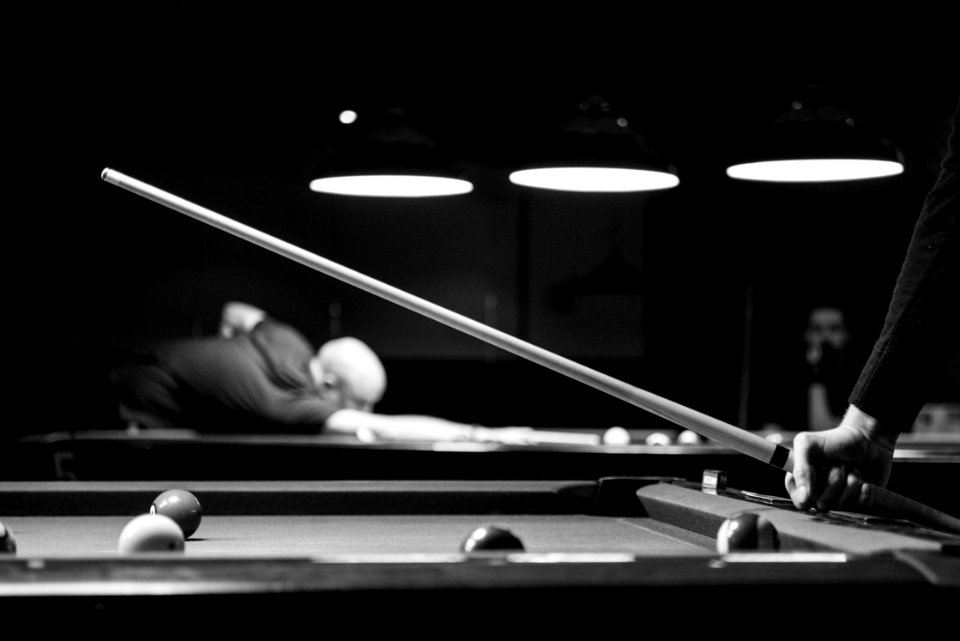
[310,109,473,197]
[726,86,904,183]
[509,96,679,192]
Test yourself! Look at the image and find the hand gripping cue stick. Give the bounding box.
[101,168,960,535]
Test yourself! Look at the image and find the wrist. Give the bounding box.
[842,405,898,449]
[465,425,489,442]
[457,425,479,441]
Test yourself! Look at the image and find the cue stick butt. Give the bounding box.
[861,484,960,535]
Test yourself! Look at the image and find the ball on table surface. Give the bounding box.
[716,512,780,553]
[603,426,631,445]
[763,430,785,444]
[118,513,185,554]
[0,522,16,554]
[645,431,672,446]
[151,489,202,538]
[460,525,525,553]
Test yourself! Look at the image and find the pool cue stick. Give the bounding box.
[101,168,960,534]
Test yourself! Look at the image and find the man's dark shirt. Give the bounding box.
[111,319,340,433]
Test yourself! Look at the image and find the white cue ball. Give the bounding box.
[602,426,631,445]
[118,513,185,554]
[677,429,702,444]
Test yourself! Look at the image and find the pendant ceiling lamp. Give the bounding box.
[509,95,679,193]
[310,107,473,198]
[726,84,904,183]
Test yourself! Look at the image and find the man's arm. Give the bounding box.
[219,301,267,338]
[324,409,536,444]
[785,101,960,512]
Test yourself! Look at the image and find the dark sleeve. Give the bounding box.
[849,101,960,431]
[122,333,340,432]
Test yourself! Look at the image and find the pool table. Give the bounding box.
[7,428,959,516]
[1,477,957,632]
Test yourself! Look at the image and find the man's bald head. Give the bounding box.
[312,337,386,411]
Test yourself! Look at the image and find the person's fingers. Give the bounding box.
[815,465,847,511]
[784,471,799,505]
[838,470,863,510]
[859,482,876,510]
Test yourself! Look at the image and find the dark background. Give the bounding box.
[10,2,958,437]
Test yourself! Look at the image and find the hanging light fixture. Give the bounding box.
[309,107,473,197]
[726,84,904,183]
[509,95,679,193]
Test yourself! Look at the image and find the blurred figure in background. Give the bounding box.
[110,301,535,443]
[802,305,859,430]
[756,302,863,435]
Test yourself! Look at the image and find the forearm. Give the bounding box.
[850,101,959,431]
[325,409,477,441]
[838,404,899,452]
[849,168,960,431]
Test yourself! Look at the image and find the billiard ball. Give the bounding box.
[0,522,16,554]
[151,489,203,538]
[603,426,631,445]
[763,430,785,445]
[716,512,780,553]
[460,526,525,553]
[117,513,185,554]
[645,431,672,446]
[677,429,702,444]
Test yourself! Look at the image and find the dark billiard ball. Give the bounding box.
[716,512,780,553]
[118,514,185,554]
[151,489,203,539]
[461,525,525,553]
[0,522,16,555]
